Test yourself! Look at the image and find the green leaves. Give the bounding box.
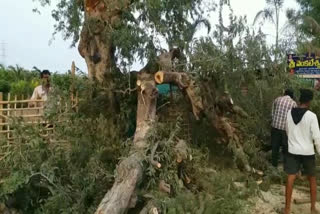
[33,0,212,64]
[286,0,320,51]
[51,0,83,46]
[253,9,275,26]
[0,66,39,96]
[0,80,10,93]
[0,172,27,196]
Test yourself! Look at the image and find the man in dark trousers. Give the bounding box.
[285,89,320,214]
[271,89,297,167]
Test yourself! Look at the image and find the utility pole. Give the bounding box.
[0,41,7,66]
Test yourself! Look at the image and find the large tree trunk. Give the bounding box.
[78,0,133,113]
[78,0,131,83]
[94,153,144,214]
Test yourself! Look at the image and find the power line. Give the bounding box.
[0,41,7,66]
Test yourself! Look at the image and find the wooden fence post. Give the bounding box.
[7,93,10,140]
[0,92,2,133]
[70,61,78,112]
[71,61,75,101]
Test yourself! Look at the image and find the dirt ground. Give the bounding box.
[252,184,318,214]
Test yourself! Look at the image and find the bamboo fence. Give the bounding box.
[0,61,78,140]
[0,93,49,140]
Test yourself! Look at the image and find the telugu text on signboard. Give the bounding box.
[288,53,320,78]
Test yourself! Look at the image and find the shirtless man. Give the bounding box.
[29,70,51,107]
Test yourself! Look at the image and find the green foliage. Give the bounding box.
[33,0,214,64]
[158,171,254,214]
[295,0,320,36]
[286,0,320,52]
[128,114,255,213]
[0,65,88,98]
[0,65,39,96]
[51,0,83,46]
[0,80,131,213]
[142,117,208,192]
[6,1,320,213]
[0,80,10,93]
[188,7,311,174]
[10,80,33,96]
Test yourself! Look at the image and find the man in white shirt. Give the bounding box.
[29,70,51,107]
[285,89,320,214]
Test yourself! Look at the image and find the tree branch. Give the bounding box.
[150,142,161,168]
[114,87,137,95]
[155,71,204,119]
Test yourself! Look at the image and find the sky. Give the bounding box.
[0,0,299,74]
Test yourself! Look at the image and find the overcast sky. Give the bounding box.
[0,0,299,74]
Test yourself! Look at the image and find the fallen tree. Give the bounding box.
[95,48,252,213]
[27,1,264,213]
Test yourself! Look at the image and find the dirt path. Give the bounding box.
[252,184,318,214]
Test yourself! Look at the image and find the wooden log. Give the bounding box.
[133,73,158,146]
[95,73,157,214]
[95,51,181,213]
[174,139,188,163]
[159,180,171,194]
[150,142,161,168]
[154,71,189,89]
[94,150,144,214]
[139,201,159,214]
[185,81,203,120]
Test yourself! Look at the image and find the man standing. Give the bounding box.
[29,70,51,107]
[285,89,320,214]
[271,89,297,167]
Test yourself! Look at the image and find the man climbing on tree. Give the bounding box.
[271,89,297,167]
[29,70,51,107]
[285,89,320,214]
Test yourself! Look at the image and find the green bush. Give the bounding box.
[0,80,10,93]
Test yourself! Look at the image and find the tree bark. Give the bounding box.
[139,201,159,214]
[95,73,158,214]
[134,73,158,148]
[78,0,131,83]
[94,153,144,214]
